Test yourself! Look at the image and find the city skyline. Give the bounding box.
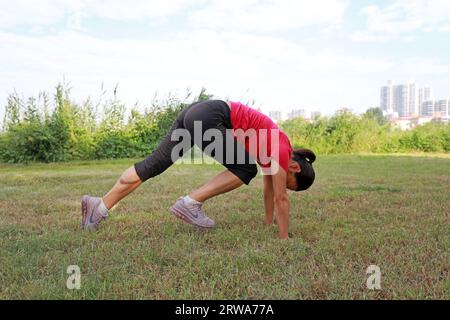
[1,0,450,121]
[266,77,449,123]
[380,79,449,120]
[269,109,323,122]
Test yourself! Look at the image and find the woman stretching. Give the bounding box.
[81,100,316,239]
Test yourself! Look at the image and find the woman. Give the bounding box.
[81,100,316,239]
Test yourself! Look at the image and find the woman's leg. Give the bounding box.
[182,100,258,203]
[169,101,258,229]
[103,114,189,209]
[102,166,142,209]
[82,107,192,230]
[170,169,245,229]
[189,170,244,203]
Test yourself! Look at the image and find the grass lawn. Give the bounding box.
[0,155,449,299]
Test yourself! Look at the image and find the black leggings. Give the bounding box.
[134,100,258,185]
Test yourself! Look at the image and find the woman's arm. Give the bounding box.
[263,175,275,225]
[272,169,290,239]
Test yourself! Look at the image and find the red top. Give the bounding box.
[229,101,293,174]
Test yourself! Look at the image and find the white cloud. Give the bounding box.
[81,0,199,21]
[353,0,450,42]
[0,0,200,28]
[0,1,448,118]
[0,0,67,28]
[350,31,392,43]
[0,29,394,116]
[0,0,348,31]
[190,0,348,32]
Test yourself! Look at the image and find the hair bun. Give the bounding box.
[294,148,316,164]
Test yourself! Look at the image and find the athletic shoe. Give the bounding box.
[81,195,107,231]
[170,197,215,229]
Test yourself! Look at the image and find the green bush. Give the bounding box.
[397,123,449,152]
[0,84,202,163]
[0,84,448,164]
[0,122,65,162]
[281,113,449,154]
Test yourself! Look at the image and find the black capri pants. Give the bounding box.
[134,100,258,185]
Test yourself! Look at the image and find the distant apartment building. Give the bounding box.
[392,118,415,131]
[391,84,407,116]
[381,81,435,118]
[380,81,393,112]
[421,100,436,117]
[409,82,419,116]
[435,99,449,119]
[392,117,434,131]
[269,111,282,122]
[419,99,449,119]
[392,82,418,117]
[288,109,310,120]
[268,109,323,123]
[418,87,433,114]
[390,98,449,130]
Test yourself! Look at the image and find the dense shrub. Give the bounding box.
[0,122,61,162]
[0,84,201,163]
[396,123,449,153]
[0,84,448,163]
[281,113,449,154]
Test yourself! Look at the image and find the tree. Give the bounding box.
[3,91,23,130]
[364,107,387,126]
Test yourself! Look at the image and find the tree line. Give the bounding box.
[0,84,448,163]
[281,108,449,154]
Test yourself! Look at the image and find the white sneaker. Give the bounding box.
[81,195,107,231]
[170,197,215,229]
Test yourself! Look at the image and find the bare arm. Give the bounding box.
[272,169,290,239]
[263,175,275,225]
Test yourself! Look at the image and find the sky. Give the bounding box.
[1,0,450,119]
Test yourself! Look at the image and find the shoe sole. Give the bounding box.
[170,205,215,230]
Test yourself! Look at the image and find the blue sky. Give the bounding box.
[1,0,449,119]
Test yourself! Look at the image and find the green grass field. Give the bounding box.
[0,155,449,299]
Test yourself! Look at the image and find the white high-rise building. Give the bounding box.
[381,81,423,117]
[419,87,433,115]
[380,81,393,112]
[382,80,448,122]
[421,100,436,117]
[392,84,409,117]
[421,99,449,120]
[436,99,449,120]
[408,82,418,116]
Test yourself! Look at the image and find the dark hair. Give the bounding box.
[292,149,316,192]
